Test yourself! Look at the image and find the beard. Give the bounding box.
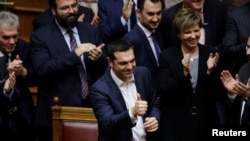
[56,13,78,29]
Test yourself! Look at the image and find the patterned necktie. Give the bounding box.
[67,30,88,99]
[151,32,161,60]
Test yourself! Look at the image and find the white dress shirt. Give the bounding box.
[111,69,146,141]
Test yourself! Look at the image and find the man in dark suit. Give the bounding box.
[98,0,138,44]
[89,40,160,141]
[222,1,250,76]
[158,0,227,49]
[220,46,250,127]
[30,0,107,141]
[123,0,164,89]
[32,2,99,30]
[0,11,35,141]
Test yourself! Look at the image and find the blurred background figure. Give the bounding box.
[221,1,250,76]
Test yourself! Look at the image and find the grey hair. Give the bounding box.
[0,11,19,28]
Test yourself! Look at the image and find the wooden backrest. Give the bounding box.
[52,97,98,141]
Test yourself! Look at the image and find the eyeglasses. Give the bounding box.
[57,3,78,11]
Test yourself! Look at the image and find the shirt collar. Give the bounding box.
[110,69,135,87]
[137,22,155,38]
[55,19,78,35]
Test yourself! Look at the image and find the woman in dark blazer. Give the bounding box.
[158,8,224,141]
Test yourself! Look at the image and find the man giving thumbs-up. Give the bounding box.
[89,39,160,141]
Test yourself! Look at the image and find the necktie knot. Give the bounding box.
[67,30,78,51]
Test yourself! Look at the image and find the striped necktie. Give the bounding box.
[68,30,88,99]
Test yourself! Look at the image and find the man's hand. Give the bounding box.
[233,79,250,98]
[131,94,148,117]
[4,71,16,93]
[75,43,105,61]
[144,117,159,132]
[220,70,238,95]
[88,43,105,61]
[7,55,27,77]
[122,0,134,21]
[77,14,99,27]
[91,15,100,27]
[75,43,96,56]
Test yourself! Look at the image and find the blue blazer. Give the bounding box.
[158,0,227,49]
[30,21,107,127]
[98,0,131,44]
[89,66,160,141]
[122,24,165,88]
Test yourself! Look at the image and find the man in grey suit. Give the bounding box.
[89,40,160,141]
[30,0,107,140]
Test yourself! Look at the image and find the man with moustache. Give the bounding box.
[30,0,107,141]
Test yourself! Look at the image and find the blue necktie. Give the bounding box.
[68,30,88,99]
[151,32,161,59]
[130,0,137,28]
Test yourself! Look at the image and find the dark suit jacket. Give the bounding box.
[30,21,107,127]
[158,44,222,141]
[225,63,250,126]
[89,66,160,141]
[0,39,35,141]
[32,6,95,30]
[222,2,250,76]
[158,0,227,49]
[122,24,165,89]
[98,0,129,44]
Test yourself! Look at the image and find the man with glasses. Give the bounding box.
[32,1,100,30]
[30,0,107,141]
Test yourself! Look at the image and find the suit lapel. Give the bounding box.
[105,69,128,110]
[135,26,159,67]
[51,23,71,53]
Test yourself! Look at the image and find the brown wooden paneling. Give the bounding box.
[5,0,48,42]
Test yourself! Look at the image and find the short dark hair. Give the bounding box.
[107,40,134,60]
[137,0,164,11]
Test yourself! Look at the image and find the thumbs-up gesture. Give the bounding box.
[7,55,27,77]
[132,93,148,117]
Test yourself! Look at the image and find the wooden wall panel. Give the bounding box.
[4,0,48,42]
